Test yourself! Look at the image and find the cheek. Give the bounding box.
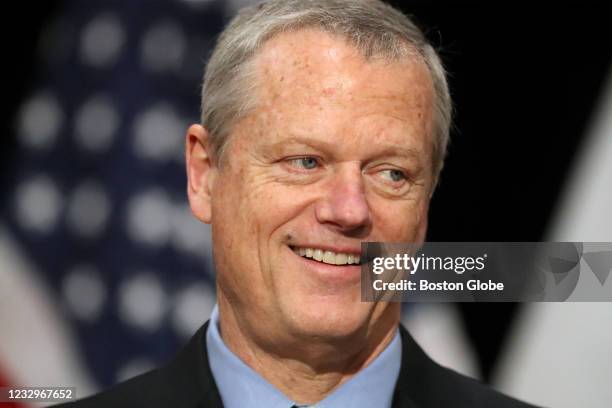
[210,172,260,266]
[212,166,298,248]
[371,197,429,241]
[211,178,269,302]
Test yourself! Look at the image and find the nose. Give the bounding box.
[315,165,372,234]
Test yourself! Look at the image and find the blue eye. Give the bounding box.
[289,157,319,170]
[382,169,406,182]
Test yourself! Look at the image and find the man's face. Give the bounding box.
[199,29,434,344]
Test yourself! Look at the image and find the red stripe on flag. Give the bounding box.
[0,364,27,408]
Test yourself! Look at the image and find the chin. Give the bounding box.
[284,296,373,340]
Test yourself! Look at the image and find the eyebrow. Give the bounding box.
[266,136,425,161]
[265,136,335,153]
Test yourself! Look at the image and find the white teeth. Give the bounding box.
[323,251,335,264]
[294,247,360,265]
[335,253,348,265]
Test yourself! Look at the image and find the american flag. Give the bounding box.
[0,0,258,399]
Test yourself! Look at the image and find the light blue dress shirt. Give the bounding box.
[206,305,402,408]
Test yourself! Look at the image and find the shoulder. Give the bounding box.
[414,361,540,408]
[53,322,222,408]
[53,367,168,408]
[393,325,542,408]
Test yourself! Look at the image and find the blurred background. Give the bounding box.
[1,0,611,407]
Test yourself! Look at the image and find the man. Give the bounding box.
[59,0,538,407]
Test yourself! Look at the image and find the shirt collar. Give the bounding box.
[206,305,401,408]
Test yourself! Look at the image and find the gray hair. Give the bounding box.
[201,0,451,182]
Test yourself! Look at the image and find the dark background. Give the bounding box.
[2,0,610,382]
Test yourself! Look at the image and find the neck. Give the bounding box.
[217,297,400,404]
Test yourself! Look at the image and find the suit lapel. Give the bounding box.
[391,325,433,408]
[162,321,224,408]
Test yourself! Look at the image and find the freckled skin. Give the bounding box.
[187,29,435,401]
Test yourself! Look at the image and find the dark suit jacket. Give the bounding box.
[56,322,540,407]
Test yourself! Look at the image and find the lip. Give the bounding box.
[286,245,362,285]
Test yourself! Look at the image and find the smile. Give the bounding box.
[291,247,361,266]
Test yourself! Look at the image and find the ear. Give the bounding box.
[185,124,216,224]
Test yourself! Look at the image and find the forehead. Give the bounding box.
[252,28,434,121]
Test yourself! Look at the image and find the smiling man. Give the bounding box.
[191,26,433,405]
[59,1,537,407]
